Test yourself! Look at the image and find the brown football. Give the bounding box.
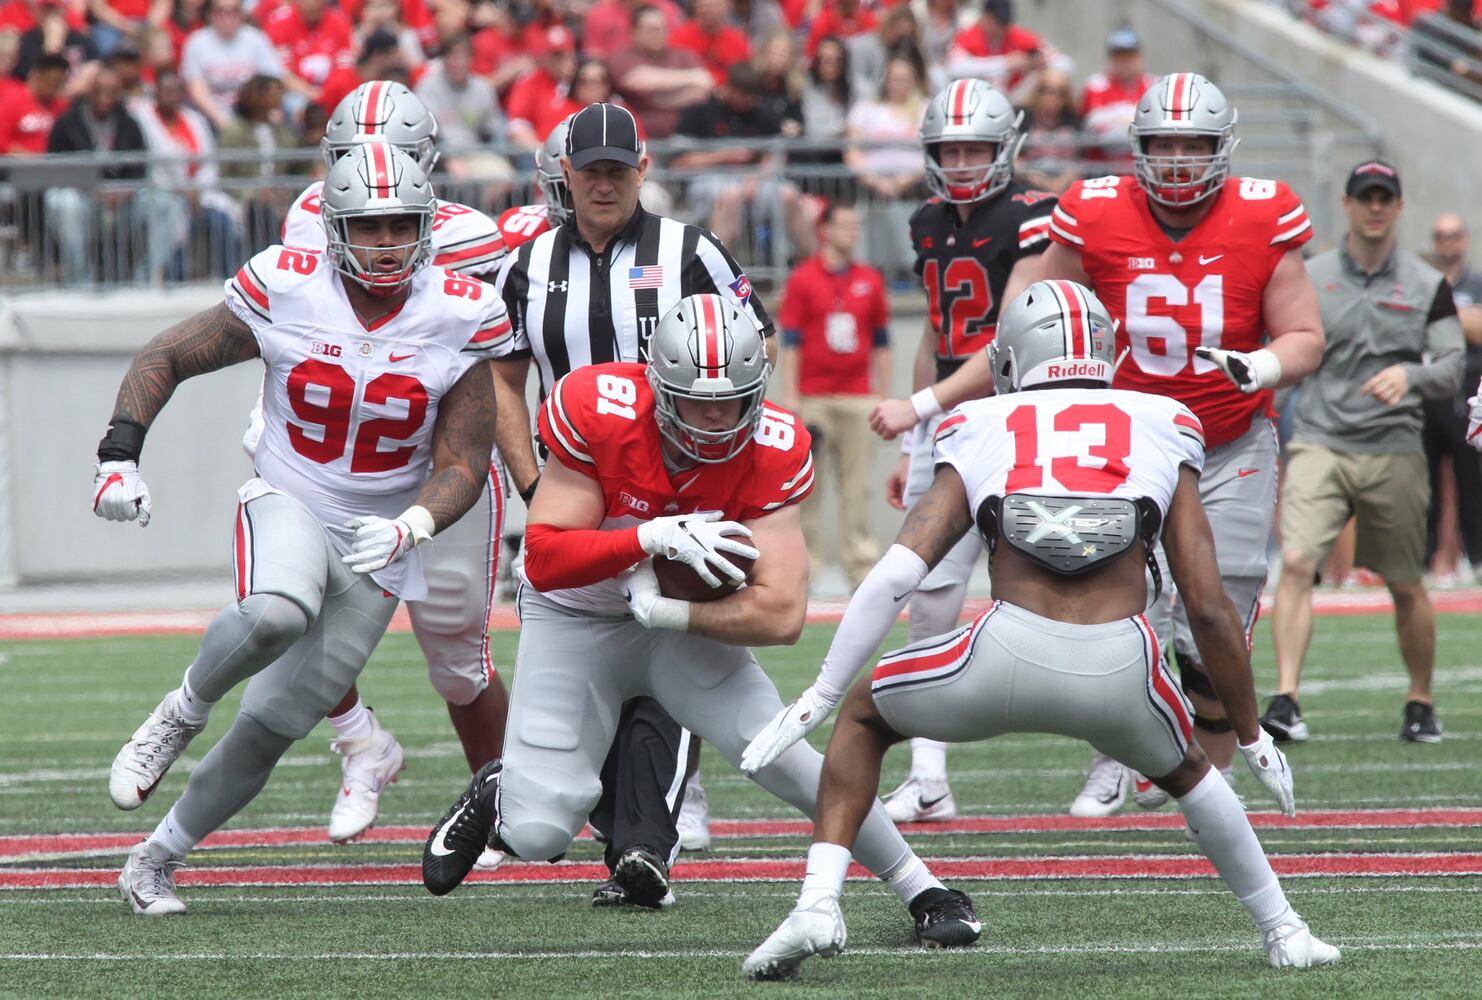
[652,553,757,602]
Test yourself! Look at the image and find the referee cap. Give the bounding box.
[566,103,643,170]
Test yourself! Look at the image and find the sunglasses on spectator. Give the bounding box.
[1434,229,1466,240]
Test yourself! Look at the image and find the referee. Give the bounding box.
[491,102,776,908]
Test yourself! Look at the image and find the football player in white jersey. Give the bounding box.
[95,143,508,915]
[739,281,1339,979]
[243,81,515,850]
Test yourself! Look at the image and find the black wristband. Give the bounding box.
[518,475,540,505]
[97,418,148,464]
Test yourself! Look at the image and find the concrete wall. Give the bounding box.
[0,287,921,589]
[1018,0,1478,249]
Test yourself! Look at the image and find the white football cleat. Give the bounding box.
[474,847,506,870]
[118,841,187,916]
[327,711,405,844]
[742,897,847,981]
[883,776,958,823]
[1263,918,1341,969]
[677,778,711,851]
[1069,751,1129,818]
[109,694,205,811]
[1131,772,1171,810]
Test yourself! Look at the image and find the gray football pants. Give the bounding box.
[495,588,913,881]
[173,491,397,841]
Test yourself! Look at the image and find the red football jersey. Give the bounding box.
[1049,175,1313,446]
[534,362,814,612]
[497,203,554,254]
[263,5,354,86]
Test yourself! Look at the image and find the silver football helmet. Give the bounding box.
[647,293,771,464]
[321,141,436,295]
[1129,72,1239,207]
[988,280,1120,394]
[921,79,1024,204]
[536,115,574,224]
[322,80,440,174]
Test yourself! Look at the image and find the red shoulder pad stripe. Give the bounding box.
[469,318,512,345]
[234,265,269,310]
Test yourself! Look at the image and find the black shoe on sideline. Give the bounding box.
[1260,694,1310,743]
[1400,700,1443,743]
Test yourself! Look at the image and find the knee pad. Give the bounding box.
[237,593,312,661]
[499,817,581,862]
[497,770,594,861]
[427,661,489,707]
[1176,651,1219,702]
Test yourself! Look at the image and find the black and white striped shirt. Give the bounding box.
[492,206,774,392]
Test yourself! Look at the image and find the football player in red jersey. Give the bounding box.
[865,78,1056,823]
[869,73,1325,817]
[420,294,982,948]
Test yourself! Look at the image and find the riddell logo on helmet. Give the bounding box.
[1046,362,1107,379]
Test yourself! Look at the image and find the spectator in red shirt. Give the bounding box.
[778,199,890,587]
[608,3,710,139]
[0,51,68,153]
[671,0,751,86]
[581,0,683,60]
[804,0,875,58]
[503,23,577,151]
[1079,26,1155,154]
[262,0,353,97]
[87,0,168,57]
[945,0,1071,102]
[313,27,408,118]
[357,0,426,75]
[470,1,542,96]
[17,0,101,92]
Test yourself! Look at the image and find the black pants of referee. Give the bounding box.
[1423,390,1482,566]
[588,697,688,871]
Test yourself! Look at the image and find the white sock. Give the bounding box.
[1219,764,1236,790]
[149,807,201,859]
[886,853,943,905]
[328,697,373,741]
[796,842,852,909]
[172,680,213,727]
[685,771,703,794]
[909,739,948,783]
[1178,768,1294,933]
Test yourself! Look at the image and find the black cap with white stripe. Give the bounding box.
[565,102,643,170]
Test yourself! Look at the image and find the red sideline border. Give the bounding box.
[8,852,1482,890]
[7,589,1482,640]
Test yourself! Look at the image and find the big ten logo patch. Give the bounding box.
[311,341,342,357]
[618,491,651,513]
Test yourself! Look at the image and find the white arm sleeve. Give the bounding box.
[813,544,930,703]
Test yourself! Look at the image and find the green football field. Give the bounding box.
[2,612,1481,999]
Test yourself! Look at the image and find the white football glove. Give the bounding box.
[1239,728,1296,817]
[1194,346,1281,394]
[92,460,153,527]
[342,506,434,575]
[619,560,690,631]
[1467,393,1482,452]
[740,685,839,775]
[637,511,760,589]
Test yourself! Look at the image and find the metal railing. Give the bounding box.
[0,121,1355,294]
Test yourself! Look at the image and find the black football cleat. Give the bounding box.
[593,846,673,909]
[422,760,502,896]
[909,887,982,949]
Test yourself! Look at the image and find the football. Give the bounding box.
[652,553,757,602]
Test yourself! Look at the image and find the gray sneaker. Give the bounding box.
[119,841,186,916]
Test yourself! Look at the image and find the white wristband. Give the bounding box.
[399,504,436,542]
[1248,348,1282,390]
[648,596,691,632]
[910,387,944,421]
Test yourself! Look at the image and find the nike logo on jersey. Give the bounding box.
[1198,254,1224,265]
[428,804,467,857]
[389,352,415,363]
[972,237,993,248]
[1236,468,1260,478]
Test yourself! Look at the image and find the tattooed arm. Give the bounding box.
[109,303,261,429]
[892,465,974,569]
[416,360,498,532]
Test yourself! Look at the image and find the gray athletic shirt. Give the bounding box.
[1292,243,1463,454]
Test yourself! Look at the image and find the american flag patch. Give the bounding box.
[628,265,665,289]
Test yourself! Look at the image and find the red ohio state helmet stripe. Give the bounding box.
[368,142,392,198]
[696,295,722,378]
[361,81,386,134]
[949,79,969,123]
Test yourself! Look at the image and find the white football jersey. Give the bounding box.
[932,388,1206,529]
[281,182,508,277]
[223,246,512,599]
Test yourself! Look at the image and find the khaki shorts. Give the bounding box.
[1279,443,1429,583]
